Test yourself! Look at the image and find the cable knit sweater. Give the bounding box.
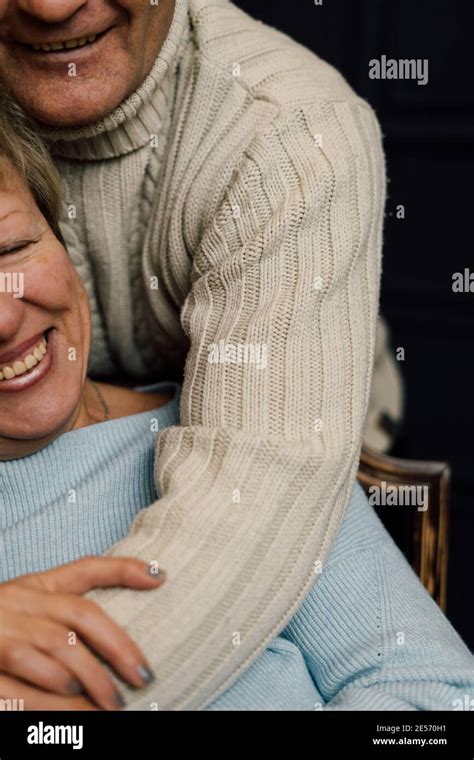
[1,391,472,711]
[40,0,386,709]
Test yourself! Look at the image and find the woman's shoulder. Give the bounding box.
[279,482,396,640]
[278,483,408,655]
[323,481,394,569]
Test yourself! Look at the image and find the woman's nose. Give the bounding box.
[15,0,87,23]
[0,291,24,345]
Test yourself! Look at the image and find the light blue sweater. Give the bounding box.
[0,382,472,711]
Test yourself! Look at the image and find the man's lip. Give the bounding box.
[0,331,47,366]
[12,23,115,48]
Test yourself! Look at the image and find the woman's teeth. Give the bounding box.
[31,34,98,52]
[0,336,48,382]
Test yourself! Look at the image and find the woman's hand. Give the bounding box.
[0,673,100,710]
[0,556,165,710]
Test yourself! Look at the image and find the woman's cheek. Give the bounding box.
[22,256,78,312]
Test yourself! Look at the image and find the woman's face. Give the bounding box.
[0,161,91,460]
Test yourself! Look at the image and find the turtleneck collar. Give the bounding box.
[38,0,191,161]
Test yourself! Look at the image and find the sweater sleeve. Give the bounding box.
[84,98,386,710]
[282,514,474,711]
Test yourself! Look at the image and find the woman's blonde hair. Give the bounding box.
[0,88,65,245]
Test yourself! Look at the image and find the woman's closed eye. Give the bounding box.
[0,239,35,257]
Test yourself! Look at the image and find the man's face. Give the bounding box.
[0,0,176,127]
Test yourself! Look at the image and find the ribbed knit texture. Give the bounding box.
[0,384,180,580]
[217,486,474,711]
[39,0,386,709]
[1,399,472,710]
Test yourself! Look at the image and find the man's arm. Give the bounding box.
[85,97,386,710]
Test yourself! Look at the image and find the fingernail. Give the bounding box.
[137,665,156,684]
[114,691,126,709]
[68,678,83,695]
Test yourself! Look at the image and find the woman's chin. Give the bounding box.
[0,336,84,449]
[0,402,81,458]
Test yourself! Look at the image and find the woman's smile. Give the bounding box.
[0,159,92,457]
[0,329,54,393]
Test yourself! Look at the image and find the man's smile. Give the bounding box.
[6,24,117,65]
[18,27,112,54]
[0,0,175,127]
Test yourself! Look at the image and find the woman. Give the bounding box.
[0,93,473,711]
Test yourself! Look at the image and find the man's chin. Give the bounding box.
[6,78,132,129]
[26,92,124,129]
[33,107,110,129]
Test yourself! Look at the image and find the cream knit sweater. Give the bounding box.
[41,0,386,709]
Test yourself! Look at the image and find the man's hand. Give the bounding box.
[0,556,165,710]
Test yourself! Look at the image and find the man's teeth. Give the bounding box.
[32,34,97,52]
[0,336,48,381]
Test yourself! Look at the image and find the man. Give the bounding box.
[0,0,397,708]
